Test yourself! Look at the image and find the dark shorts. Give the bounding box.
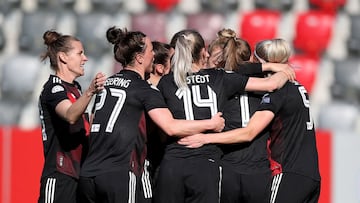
[270,172,321,203]
[221,164,272,203]
[77,166,152,203]
[154,156,221,203]
[38,172,78,203]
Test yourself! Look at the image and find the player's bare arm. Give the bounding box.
[148,108,225,137]
[56,72,106,124]
[178,110,274,148]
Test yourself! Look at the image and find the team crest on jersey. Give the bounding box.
[51,85,65,94]
[261,93,271,104]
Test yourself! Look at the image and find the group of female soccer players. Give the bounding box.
[38,26,320,203]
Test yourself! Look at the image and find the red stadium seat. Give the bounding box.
[187,12,225,46]
[309,0,346,12]
[293,10,335,57]
[239,9,281,50]
[289,54,320,94]
[131,12,167,42]
[146,0,179,12]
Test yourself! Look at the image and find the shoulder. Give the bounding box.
[40,75,69,104]
[202,67,225,74]
[160,72,174,81]
[158,73,175,88]
[42,75,66,94]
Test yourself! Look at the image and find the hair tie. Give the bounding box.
[182,34,194,42]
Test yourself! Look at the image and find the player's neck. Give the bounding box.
[124,66,145,80]
[191,63,202,73]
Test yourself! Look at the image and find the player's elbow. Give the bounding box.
[68,120,77,125]
[163,129,176,136]
[160,125,177,137]
[242,129,257,142]
[66,116,79,125]
[242,134,253,142]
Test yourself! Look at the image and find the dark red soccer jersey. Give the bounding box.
[39,75,88,179]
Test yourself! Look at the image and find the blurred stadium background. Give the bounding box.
[0,0,360,202]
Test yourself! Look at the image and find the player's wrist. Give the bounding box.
[85,89,95,97]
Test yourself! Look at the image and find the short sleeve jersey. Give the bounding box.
[257,81,321,181]
[80,70,168,177]
[39,75,88,179]
[157,68,249,159]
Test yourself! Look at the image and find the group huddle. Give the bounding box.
[37,26,321,203]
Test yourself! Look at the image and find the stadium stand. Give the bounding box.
[239,9,281,50]
[0,0,357,131]
[90,0,124,13]
[186,12,225,45]
[75,11,113,58]
[289,54,319,94]
[331,57,360,104]
[37,0,76,10]
[347,14,360,56]
[177,0,201,14]
[254,0,294,11]
[309,0,347,12]
[131,11,168,42]
[0,0,357,133]
[0,0,21,15]
[0,26,5,52]
[293,10,335,57]
[318,100,359,132]
[19,9,59,55]
[1,1,360,203]
[200,0,239,12]
[0,53,42,125]
[146,0,179,12]
[122,0,147,14]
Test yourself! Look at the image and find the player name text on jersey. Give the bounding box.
[105,77,131,88]
[186,75,210,84]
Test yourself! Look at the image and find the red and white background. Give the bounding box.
[1,127,360,203]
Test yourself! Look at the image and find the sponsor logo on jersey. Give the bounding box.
[51,85,65,94]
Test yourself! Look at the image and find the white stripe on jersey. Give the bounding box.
[141,160,152,199]
[45,177,56,203]
[270,173,283,203]
[52,77,62,84]
[239,94,250,127]
[128,172,136,203]
[218,166,222,203]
